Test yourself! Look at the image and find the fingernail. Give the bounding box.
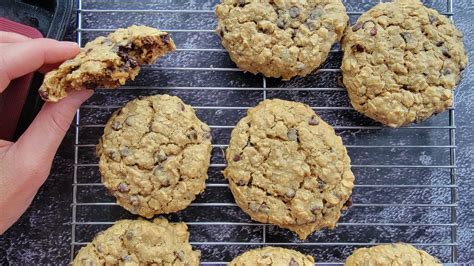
[60,41,79,48]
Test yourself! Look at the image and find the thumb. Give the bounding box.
[13,89,93,180]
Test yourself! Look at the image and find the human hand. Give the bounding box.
[0,31,93,234]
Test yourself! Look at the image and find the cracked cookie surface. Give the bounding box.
[39,25,176,102]
[230,246,314,266]
[215,0,348,80]
[341,0,468,127]
[345,243,441,266]
[97,94,212,218]
[73,218,200,266]
[223,99,354,240]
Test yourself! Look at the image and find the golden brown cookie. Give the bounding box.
[223,99,354,240]
[73,219,200,266]
[341,0,468,127]
[97,94,212,218]
[215,0,348,80]
[39,25,175,102]
[345,243,441,266]
[230,246,314,266]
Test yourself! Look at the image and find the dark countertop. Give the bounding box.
[1,0,473,264]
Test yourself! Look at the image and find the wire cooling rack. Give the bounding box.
[71,0,458,264]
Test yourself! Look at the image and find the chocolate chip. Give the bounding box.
[259,203,270,213]
[308,116,319,125]
[84,81,98,90]
[305,22,316,32]
[237,179,247,186]
[289,258,299,266]
[318,181,326,190]
[237,0,246,7]
[291,29,297,39]
[128,57,139,68]
[161,34,170,44]
[309,8,324,20]
[39,90,49,100]
[130,195,140,206]
[153,165,164,176]
[369,27,377,36]
[125,230,134,240]
[120,147,130,157]
[154,151,167,163]
[436,41,444,47]
[442,48,451,58]
[118,48,138,68]
[286,189,296,198]
[343,197,353,208]
[287,128,298,141]
[174,250,185,261]
[400,32,412,43]
[429,14,437,24]
[111,121,122,130]
[289,6,300,18]
[352,22,363,32]
[160,177,170,187]
[218,29,225,38]
[233,154,241,162]
[276,17,286,29]
[107,149,120,161]
[203,132,212,140]
[443,68,452,75]
[352,44,364,53]
[117,182,129,192]
[189,130,198,141]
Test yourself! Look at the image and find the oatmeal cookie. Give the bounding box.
[39,25,176,102]
[345,243,441,266]
[215,0,348,80]
[341,0,468,127]
[97,94,212,218]
[73,218,200,266]
[230,246,314,266]
[223,99,354,240]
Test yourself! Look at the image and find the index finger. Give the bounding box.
[0,38,80,91]
[0,31,31,43]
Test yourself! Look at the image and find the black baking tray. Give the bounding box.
[0,0,75,140]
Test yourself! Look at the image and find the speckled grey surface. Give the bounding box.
[0,0,472,265]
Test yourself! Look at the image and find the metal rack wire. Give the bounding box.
[71,0,458,264]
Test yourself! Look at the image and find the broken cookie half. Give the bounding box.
[39,25,176,102]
